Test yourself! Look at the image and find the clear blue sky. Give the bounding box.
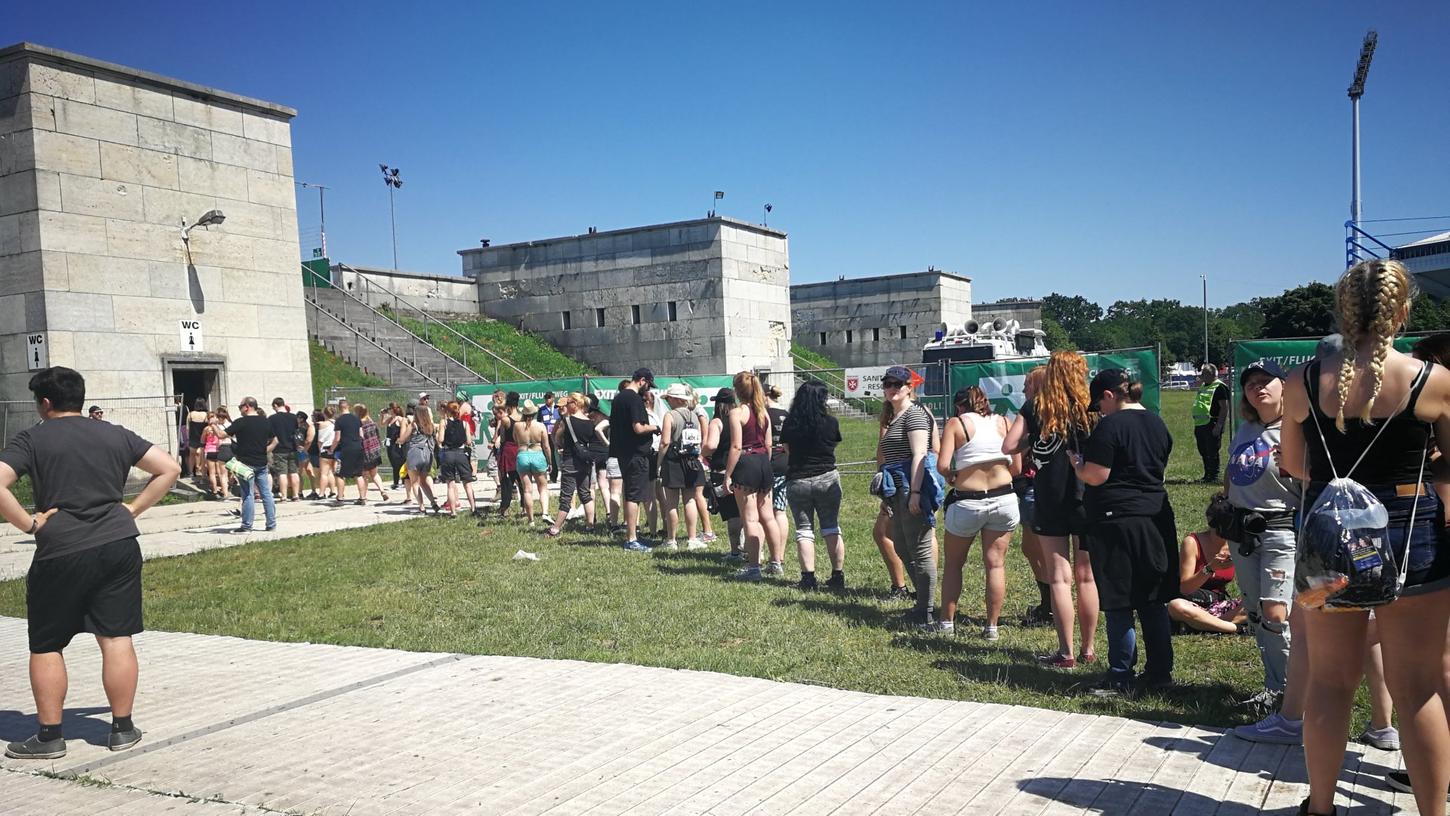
[10,2,1449,307]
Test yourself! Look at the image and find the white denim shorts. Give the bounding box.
[604,457,622,480]
[944,493,1020,538]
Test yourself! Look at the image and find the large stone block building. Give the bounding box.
[789,269,973,369]
[460,217,792,377]
[0,43,311,445]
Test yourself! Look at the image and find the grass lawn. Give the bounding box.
[310,341,389,407]
[391,313,598,380]
[0,391,1378,730]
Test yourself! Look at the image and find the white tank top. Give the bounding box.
[952,413,1011,471]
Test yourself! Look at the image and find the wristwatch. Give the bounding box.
[1200,566,1215,578]
[27,516,37,534]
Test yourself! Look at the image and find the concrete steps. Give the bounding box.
[305,287,480,389]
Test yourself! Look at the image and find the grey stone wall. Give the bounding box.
[460,218,791,377]
[790,271,973,369]
[0,44,312,440]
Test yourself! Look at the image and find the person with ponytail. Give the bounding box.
[724,371,783,580]
[1279,259,1450,816]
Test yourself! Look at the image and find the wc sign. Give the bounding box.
[25,333,47,371]
[179,319,204,352]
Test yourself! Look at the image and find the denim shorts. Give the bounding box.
[1304,483,1450,597]
[787,471,842,537]
[1017,484,1036,529]
[944,493,1020,538]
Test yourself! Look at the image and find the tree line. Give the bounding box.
[1038,284,1450,365]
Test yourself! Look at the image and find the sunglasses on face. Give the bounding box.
[882,380,905,389]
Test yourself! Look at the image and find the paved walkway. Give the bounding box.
[0,619,1421,815]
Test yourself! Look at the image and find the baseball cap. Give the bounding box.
[713,387,736,404]
[1240,358,1287,386]
[418,392,430,400]
[883,365,913,385]
[587,394,602,412]
[632,367,655,386]
[1088,368,1130,412]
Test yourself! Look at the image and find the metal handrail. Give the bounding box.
[304,266,481,385]
[787,356,873,416]
[304,284,445,388]
[333,263,532,383]
[1345,220,1396,268]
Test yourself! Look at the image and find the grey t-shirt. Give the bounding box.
[1226,420,1298,513]
[0,415,154,561]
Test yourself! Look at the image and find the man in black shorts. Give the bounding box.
[609,368,659,552]
[0,367,180,759]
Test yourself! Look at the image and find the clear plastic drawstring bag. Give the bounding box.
[1294,362,1429,611]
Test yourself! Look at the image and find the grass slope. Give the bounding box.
[791,341,844,373]
[0,391,1377,730]
[309,341,388,407]
[393,314,597,381]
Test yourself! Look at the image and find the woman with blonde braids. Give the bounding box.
[1281,259,1450,816]
[1005,350,1098,667]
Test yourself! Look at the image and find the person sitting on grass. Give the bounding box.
[1167,494,1246,635]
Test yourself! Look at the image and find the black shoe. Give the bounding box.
[108,726,143,752]
[797,574,818,591]
[1201,476,1219,484]
[1297,798,1340,816]
[1086,678,1134,698]
[1136,675,1175,694]
[5,734,66,759]
[1020,604,1054,627]
[885,585,913,601]
[233,526,252,534]
[824,573,846,592]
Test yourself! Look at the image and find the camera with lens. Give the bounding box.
[1206,493,1264,557]
[1236,511,1268,557]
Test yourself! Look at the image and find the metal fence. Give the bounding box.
[324,386,457,414]
[1,394,182,457]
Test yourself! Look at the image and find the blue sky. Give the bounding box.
[9,2,1449,307]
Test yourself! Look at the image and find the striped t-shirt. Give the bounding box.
[878,403,935,465]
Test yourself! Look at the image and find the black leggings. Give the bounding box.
[498,470,522,514]
[386,447,405,485]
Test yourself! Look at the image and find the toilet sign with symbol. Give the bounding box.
[25,333,47,371]
[179,319,204,352]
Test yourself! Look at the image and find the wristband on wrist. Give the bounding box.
[27,516,37,534]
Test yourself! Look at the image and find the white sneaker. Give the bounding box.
[661,541,680,551]
[763,561,785,576]
[1361,726,1401,751]
[685,537,708,550]
[566,505,584,520]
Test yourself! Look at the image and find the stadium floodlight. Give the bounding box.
[1347,30,1377,262]
[380,164,403,270]
[1348,30,1377,99]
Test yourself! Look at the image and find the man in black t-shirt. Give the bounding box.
[267,397,300,501]
[609,368,659,551]
[228,397,277,533]
[0,367,180,759]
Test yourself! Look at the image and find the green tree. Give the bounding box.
[1042,317,1075,351]
[1260,283,1336,339]
[1042,293,1103,337]
[1408,293,1450,334]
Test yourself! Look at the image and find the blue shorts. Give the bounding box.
[517,450,548,475]
[1017,484,1036,529]
[1305,483,1450,597]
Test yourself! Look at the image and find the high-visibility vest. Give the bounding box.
[1192,381,1223,426]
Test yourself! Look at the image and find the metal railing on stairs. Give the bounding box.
[788,354,873,418]
[332,263,532,384]
[304,280,446,389]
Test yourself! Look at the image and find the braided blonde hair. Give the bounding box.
[1333,259,1414,431]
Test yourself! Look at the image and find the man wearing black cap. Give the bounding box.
[610,368,660,552]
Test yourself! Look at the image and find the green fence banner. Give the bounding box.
[948,347,1160,418]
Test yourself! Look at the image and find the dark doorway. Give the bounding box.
[172,368,220,412]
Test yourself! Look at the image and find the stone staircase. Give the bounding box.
[305,286,479,390]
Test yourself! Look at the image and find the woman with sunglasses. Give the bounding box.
[874,365,943,627]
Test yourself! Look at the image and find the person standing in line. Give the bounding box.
[436,401,477,518]
[0,367,180,759]
[356,404,390,504]
[936,385,1020,638]
[704,388,744,561]
[513,400,552,524]
[539,391,560,484]
[491,402,522,519]
[1006,366,1054,626]
[383,403,406,490]
[1071,369,1175,697]
[314,407,337,501]
[332,397,365,504]
[602,379,631,534]
[658,383,708,550]
[642,388,664,538]
[1005,350,1099,668]
[1193,363,1231,484]
[186,398,209,485]
[780,379,846,592]
[399,405,441,514]
[689,392,717,544]
[1281,260,1450,816]
[87,405,105,421]
[874,365,943,625]
[545,393,600,536]
[725,371,783,580]
[201,413,224,500]
[228,397,278,533]
[294,411,314,495]
[764,384,791,576]
[267,397,300,502]
[610,369,660,552]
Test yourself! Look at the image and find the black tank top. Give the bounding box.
[710,416,733,471]
[1303,359,1433,485]
[442,417,467,449]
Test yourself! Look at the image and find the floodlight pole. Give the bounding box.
[1348,30,1377,264]
[388,184,398,271]
[1201,274,1209,364]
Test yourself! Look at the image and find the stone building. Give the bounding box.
[789,269,972,369]
[0,43,311,445]
[460,217,792,377]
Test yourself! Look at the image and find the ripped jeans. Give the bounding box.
[1229,527,1295,693]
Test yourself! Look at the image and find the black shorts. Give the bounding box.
[1033,501,1088,541]
[648,454,659,484]
[663,455,706,490]
[731,452,773,493]
[27,538,143,654]
[621,454,652,503]
[709,470,740,521]
[438,448,475,484]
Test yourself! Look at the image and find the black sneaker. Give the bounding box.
[108,726,143,752]
[1020,604,1054,627]
[1384,769,1450,799]
[797,574,818,591]
[1136,675,1175,694]
[232,526,252,534]
[885,585,913,601]
[5,734,66,759]
[823,573,846,592]
[1086,679,1134,698]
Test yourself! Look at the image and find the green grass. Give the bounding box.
[310,341,388,407]
[0,391,1376,729]
[391,312,598,381]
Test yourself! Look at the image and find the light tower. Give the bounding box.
[1347,30,1377,265]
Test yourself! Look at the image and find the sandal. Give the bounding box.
[1039,651,1077,669]
[1298,799,1338,816]
[1078,652,1097,664]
